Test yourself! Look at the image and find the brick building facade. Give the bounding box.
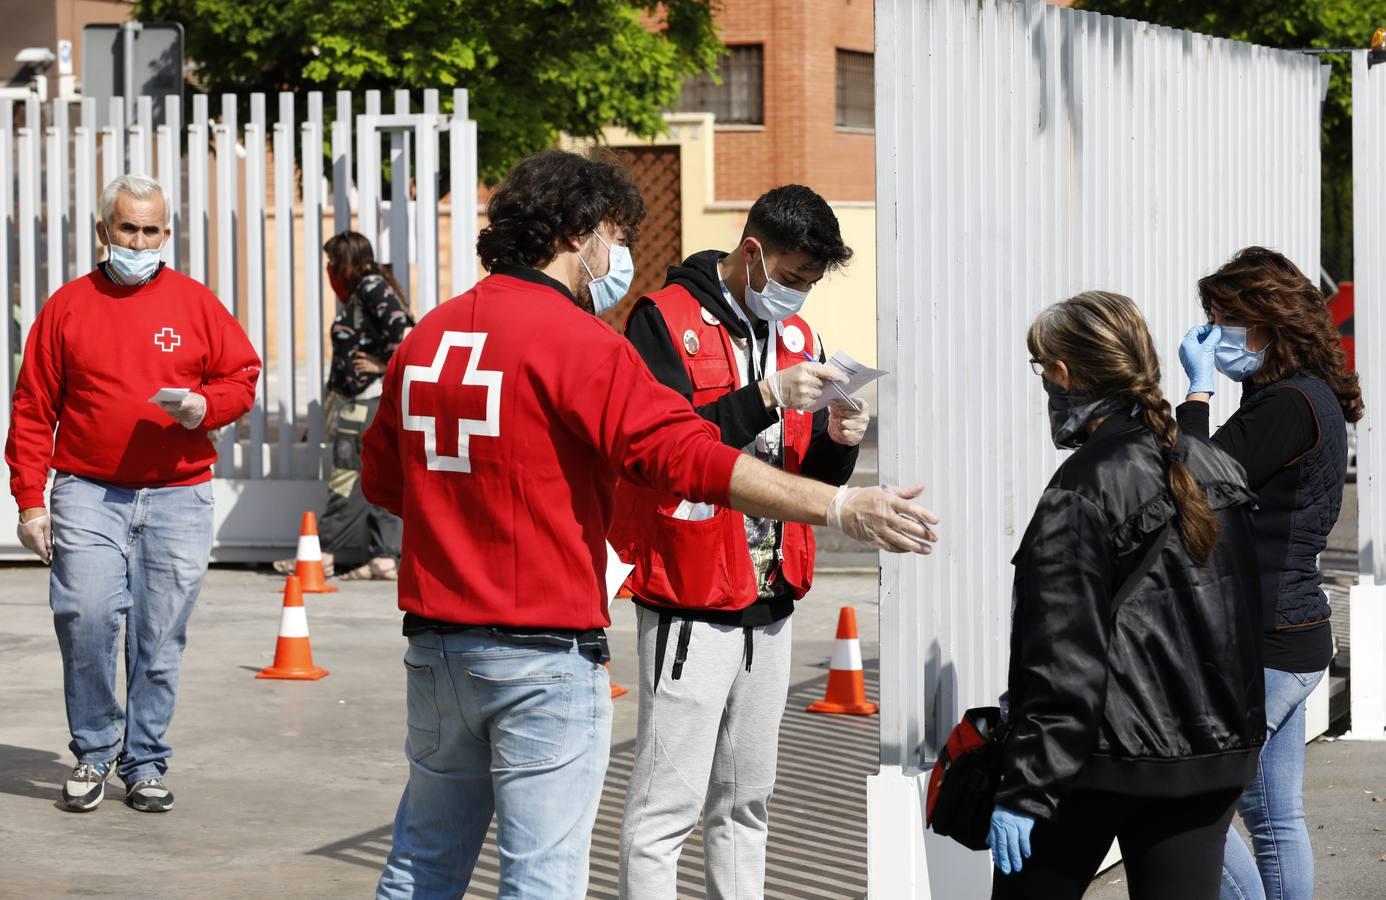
[677,0,876,203]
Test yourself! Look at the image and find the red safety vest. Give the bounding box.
[610,284,817,611]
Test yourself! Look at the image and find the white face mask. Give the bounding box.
[744,246,809,323]
[577,231,635,314]
[106,243,164,284]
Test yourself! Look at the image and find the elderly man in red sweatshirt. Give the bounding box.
[5,174,260,814]
[363,149,939,900]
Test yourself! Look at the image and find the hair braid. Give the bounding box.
[1129,376,1220,566]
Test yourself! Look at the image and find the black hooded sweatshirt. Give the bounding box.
[623,249,859,626]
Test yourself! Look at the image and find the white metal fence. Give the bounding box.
[870,0,1324,893]
[1,87,480,559]
[1350,52,1386,740]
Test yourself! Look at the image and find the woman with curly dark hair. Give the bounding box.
[1178,246,1362,900]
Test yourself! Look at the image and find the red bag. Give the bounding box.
[925,706,1007,851]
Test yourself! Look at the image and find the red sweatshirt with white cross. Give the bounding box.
[360,266,742,632]
[6,267,261,510]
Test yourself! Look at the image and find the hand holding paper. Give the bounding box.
[806,351,886,413]
[151,388,207,430]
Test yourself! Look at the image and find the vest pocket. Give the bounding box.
[646,504,757,610]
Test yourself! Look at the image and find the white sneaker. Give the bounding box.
[125,778,174,813]
[62,761,114,812]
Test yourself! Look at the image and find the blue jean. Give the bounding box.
[1221,667,1325,900]
[376,631,613,900]
[48,472,213,786]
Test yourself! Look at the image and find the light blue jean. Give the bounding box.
[1221,667,1325,900]
[48,472,213,786]
[376,631,613,900]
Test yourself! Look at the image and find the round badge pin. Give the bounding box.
[683,329,701,355]
[782,325,806,354]
[700,307,719,326]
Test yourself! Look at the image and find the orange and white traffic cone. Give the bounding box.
[807,607,878,716]
[284,511,337,594]
[606,663,628,699]
[257,576,329,680]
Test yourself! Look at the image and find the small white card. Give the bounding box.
[806,351,887,413]
[148,387,190,405]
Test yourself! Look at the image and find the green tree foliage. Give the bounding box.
[135,0,722,183]
[1078,0,1386,279]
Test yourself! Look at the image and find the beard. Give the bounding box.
[573,276,596,314]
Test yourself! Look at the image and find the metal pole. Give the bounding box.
[274,94,296,479]
[302,116,325,477]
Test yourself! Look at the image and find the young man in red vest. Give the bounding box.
[362,152,937,900]
[613,185,869,897]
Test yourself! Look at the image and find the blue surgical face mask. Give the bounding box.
[107,243,164,284]
[1214,325,1265,382]
[578,232,634,314]
[744,246,809,323]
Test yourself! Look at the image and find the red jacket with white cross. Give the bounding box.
[5,267,261,510]
[360,266,741,632]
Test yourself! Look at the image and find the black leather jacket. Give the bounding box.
[996,415,1266,821]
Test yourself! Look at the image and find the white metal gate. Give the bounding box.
[871,1,1325,895]
[1,87,480,560]
[1349,51,1386,740]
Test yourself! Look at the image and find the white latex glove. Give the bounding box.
[766,362,847,411]
[17,512,52,564]
[826,484,939,554]
[827,397,870,446]
[159,392,208,430]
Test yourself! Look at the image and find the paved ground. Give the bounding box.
[0,565,880,899]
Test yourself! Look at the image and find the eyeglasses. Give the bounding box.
[1029,358,1045,376]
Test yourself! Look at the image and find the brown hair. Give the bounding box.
[323,231,405,299]
[1198,247,1363,423]
[1028,291,1220,565]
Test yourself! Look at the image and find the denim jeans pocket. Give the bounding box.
[465,669,572,768]
[404,661,441,761]
[191,481,215,506]
[1293,669,1324,689]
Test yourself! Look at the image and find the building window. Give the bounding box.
[836,50,874,129]
[678,45,764,126]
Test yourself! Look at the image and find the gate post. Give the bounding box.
[1349,49,1386,740]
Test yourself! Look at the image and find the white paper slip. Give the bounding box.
[605,542,635,604]
[806,351,887,413]
[148,387,191,405]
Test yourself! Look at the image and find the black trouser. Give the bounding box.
[321,391,402,570]
[991,787,1241,900]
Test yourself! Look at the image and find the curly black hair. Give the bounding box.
[477,149,644,273]
[742,184,852,272]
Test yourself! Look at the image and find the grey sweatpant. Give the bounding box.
[619,605,794,900]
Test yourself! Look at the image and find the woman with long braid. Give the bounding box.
[989,292,1266,899]
[1178,248,1362,900]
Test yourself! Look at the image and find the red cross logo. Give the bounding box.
[154,327,181,353]
[401,332,503,473]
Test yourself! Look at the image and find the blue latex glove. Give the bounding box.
[1179,324,1222,396]
[987,806,1036,875]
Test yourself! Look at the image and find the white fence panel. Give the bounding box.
[872,1,1324,894]
[1,86,480,560]
[1350,52,1386,740]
